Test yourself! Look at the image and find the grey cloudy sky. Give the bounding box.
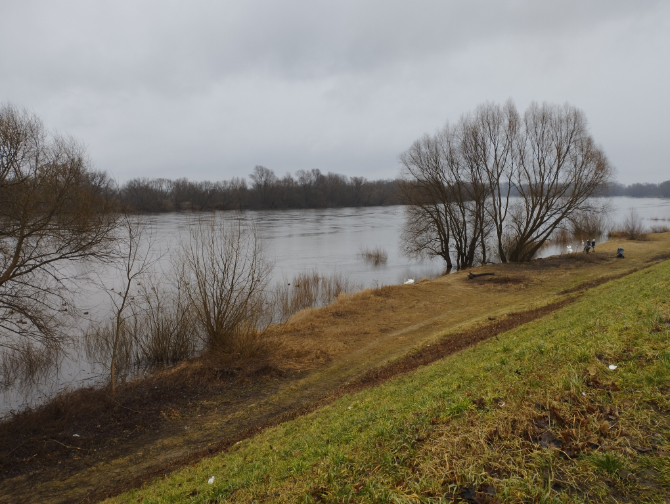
[1,0,669,184]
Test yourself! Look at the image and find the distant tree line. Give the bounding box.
[116,166,403,212]
[111,170,669,215]
[606,181,670,198]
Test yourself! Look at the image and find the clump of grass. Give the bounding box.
[357,246,388,266]
[650,225,670,233]
[590,453,624,476]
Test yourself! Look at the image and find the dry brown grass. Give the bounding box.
[609,230,651,241]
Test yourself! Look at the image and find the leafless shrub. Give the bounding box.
[133,275,199,366]
[84,316,137,380]
[84,279,199,378]
[358,246,388,266]
[569,211,609,241]
[176,217,273,355]
[320,272,359,305]
[618,208,647,240]
[500,232,541,261]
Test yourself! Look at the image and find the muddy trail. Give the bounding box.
[1,235,669,504]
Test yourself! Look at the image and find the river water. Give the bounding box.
[1,197,669,416]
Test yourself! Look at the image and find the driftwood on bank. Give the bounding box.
[468,272,495,280]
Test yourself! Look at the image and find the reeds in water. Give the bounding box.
[273,271,360,323]
[83,282,200,379]
[357,246,388,266]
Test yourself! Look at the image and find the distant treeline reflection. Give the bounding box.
[113,165,669,213]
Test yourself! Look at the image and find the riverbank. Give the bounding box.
[110,240,670,503]
[1,233,669,503]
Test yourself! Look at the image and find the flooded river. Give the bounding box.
[1,197,669,416]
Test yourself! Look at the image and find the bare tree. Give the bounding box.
[100,215,158,394]
[459,101,519,263]
[250,165,279,208]
[0,104,118,382]
[84,245,197,390]
[400,101,613,266]
[399,125,491,270]
[505,102,613,261]
[177,217,273,353]
[399,133,454,269]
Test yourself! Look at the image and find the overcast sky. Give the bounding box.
[1,0,669,184]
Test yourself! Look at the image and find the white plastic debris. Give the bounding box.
[499,402,506,407]
[404,278,415,285]
[73,434,80,437]
[609,364,618,370]
[208,476,215,484]
[581,392,586,396]
[347,406,352,410]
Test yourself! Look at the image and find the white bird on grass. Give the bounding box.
[404,278,415,285]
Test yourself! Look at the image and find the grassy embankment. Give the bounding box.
[106,245,670,502]
[2,234,669,503]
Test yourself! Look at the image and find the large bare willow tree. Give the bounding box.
[400,100,613,268]
[400,122,493,270]
[0,104,118,381]
[506,102,612,261]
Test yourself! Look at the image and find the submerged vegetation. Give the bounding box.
[273,270,360,323]
[357,246,388,266]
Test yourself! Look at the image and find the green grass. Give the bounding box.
[109,262,670,503]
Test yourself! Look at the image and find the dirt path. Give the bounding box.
[1,235,669,504]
